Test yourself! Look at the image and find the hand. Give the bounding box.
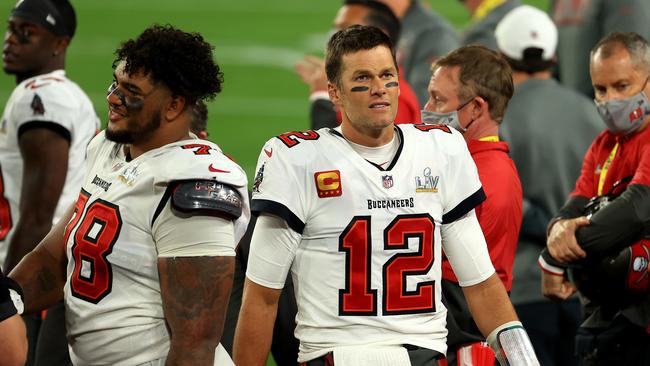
[547,217,590,263]
[295,55,327,94]
[541,271,576,302]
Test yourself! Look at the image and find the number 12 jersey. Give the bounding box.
[248,124,489,361]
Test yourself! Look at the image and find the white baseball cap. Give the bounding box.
[495,5,558,61]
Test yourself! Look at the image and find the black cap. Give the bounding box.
[10,0,76,38]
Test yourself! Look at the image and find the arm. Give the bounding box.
[443,211,539,365]
[462,273,518,336]
[574,184,650,257]
[546,183,650,263]
[539,145,595,264]
[442,211,517,332]
[154,181,247,366]
[541,270,576,302]
[295,55,338,130]
[0,268,26,366]
[0,315,27,366]
[158,255,234,366]
[545,216,590,263]
[233,278,282,366]
[463,268,540,365]
[543,194,591,264]
[4,127,69,271]
[9,202,73,314]
[233,214,299,366]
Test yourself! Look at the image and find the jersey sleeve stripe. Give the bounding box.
[251,199,305,234]
[17,120,71,143]
[442,187,486,224]
[151,186,174,226]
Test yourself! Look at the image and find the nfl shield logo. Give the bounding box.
[382,175,393,189]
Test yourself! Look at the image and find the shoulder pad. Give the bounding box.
[152,141,248,188]
[171,180,244,219]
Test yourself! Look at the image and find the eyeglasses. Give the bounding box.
[107,81,156,111]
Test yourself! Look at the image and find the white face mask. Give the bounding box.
[421,98,474,133]
[595,87,650,136]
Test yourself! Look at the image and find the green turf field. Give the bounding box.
[0,1,547,364]
[0,0,548,181]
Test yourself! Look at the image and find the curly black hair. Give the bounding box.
[113,24,223,104]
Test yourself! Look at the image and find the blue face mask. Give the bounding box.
[421,98,474,133]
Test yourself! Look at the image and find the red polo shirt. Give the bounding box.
[572,125,650,198]
[441,140,523,291]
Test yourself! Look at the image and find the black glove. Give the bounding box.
[0,270,24,322]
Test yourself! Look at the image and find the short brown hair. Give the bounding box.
[591,32,650,73]
[325,25,396,86]
[432,45,514,123]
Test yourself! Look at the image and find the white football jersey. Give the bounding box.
[0,70,99,267]
[63,131,249,365]
[251,124,486,361]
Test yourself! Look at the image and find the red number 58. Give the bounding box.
[65,191,122,304]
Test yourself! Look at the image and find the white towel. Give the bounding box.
[332,345,411,366]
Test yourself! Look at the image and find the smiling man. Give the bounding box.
[234,25,537,366]
[0,0,98,364]
[8,25,250,365]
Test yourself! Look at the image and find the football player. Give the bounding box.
[234,25,538,366]
[9,25,249,365]
[1,0,99,364]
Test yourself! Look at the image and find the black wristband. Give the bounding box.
[0,273,22,321]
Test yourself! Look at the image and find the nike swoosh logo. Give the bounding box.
[264,148,273,157]
[208,164,230,173]
[28,82,51,89]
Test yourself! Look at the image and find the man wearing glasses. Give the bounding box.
[9,24,249,365]
[1,0,98,364]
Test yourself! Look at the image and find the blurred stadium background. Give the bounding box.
[0,2,546,363]
[1,0,548,182]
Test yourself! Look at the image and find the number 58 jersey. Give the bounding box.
[250,125,489,361]
[62,131,250,366]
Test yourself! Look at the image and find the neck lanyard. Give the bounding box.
[478,135,499,142]
[598,142,619,196]
[474,0,507,21]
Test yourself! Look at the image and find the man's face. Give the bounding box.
[329,46,399,133]
[105,61,167,144]
[425,65,468,114]
[3,16,58,76]
[591,46,650,103]
[333,5,369,30]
